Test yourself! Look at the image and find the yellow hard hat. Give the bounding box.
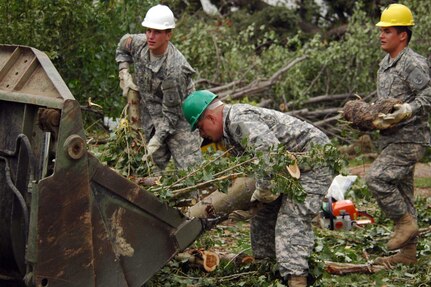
[376,3,415,27]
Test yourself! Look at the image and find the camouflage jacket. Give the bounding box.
[221,104,330,190]
[115,34,196,142]
[377,47,431,147]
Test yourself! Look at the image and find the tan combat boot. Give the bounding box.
[288,275,307,287]
[375,242,417,267]
[387,213,418,250]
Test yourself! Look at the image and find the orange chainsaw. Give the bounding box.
[320,198,375,231]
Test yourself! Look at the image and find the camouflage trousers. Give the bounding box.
[250,166,333,277]
[151,129,202,171]
[365,143,426,220]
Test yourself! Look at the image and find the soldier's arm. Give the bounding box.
[406,64,431,114]
[115,34,147,70]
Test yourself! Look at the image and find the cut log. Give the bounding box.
[187,177,256,218]
[176,249,220,272]
[342,98,402,131]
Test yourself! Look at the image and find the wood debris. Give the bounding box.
[342,98,401,131]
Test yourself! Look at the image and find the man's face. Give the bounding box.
[196,112,223,143]
[146,29,171,55]
[379,27,406,57]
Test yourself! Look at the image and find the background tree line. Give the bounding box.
[1,0,430,119]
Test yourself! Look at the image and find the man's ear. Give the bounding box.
[206,112,216,124]
[399,31,408,42]
[166,30,173,41]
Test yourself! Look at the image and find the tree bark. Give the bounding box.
[187,177,256,218]
[324,261,387,275]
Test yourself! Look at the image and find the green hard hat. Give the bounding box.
[182,90,217,131]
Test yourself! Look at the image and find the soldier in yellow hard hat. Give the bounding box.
[364,3,431,266]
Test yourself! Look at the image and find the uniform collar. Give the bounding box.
[145,43,172,73]
[380,47,410,70]
[222,104,232,139]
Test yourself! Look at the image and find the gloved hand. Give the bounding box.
[142,136,162,161]
[372,103,412,129]
[250,188,280,204]
[119,69,138,97]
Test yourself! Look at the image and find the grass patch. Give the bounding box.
[415,177,431,188]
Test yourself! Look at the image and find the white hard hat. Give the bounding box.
[141,4,175,30]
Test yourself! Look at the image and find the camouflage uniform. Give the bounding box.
[221,104,334,277]
[365,47,431,220]
[115,34,202,170]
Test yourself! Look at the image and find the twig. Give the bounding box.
[174,270,258,281]
[419,225,431,236]
[223,248,252,269]
[212,157,256,178]
[324,261,387,275]
[167,147,235,189]
[172,172,244,198]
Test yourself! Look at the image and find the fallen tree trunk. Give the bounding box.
[187,177,256,218]
[215,55,307,101]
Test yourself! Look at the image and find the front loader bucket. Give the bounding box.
[0,44,203,287]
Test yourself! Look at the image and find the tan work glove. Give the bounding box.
[372,103,412,129]
[119,69,138,97]
[250,187,280,204]
[142,136,162,161]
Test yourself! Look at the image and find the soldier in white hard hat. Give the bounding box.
[115,4,202,171]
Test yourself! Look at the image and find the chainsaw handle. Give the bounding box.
[357,211,375,224]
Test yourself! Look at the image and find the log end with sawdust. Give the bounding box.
[342,98,402,131]
[175,249,221,272]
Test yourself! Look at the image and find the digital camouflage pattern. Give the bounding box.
[366,47,431,221]
[376,47,431,148]
[366,143,425,220]
[221,104,334,277]
[116,34,202,170]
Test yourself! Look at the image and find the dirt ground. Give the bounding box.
[349,162,431,197]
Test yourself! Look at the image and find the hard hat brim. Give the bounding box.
[141,21,175,30]
[376,21,414,27]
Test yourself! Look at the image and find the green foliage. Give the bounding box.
[146,191,431,287]
[0,0,155,116]
[3,0,431,119]
[142,143,345,204]
[92,118,153,177]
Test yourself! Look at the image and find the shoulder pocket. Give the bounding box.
[161,79,180,107]
[407,67,429,90]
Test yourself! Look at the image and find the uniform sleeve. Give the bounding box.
[228,118,281,191]
[406,65,431,114]
[115,34,147,69]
